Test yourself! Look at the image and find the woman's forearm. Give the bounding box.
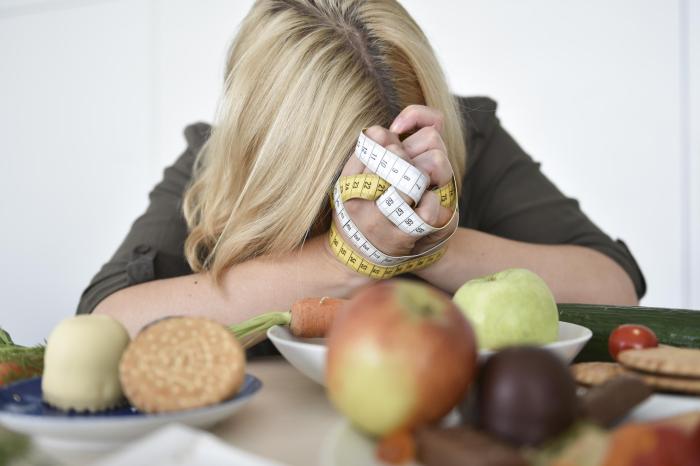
[417,227,639,306]
[93,235,369,336]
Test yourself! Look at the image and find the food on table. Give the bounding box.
[526,422,610,466]
[289,297,345,338]
[119,317,245,413]
[230,297,347,347]
[0,361,42,387]
[42,315,130,411]
[608,324,658,360]
[575,344,700,395]
[617,345,700,378]
[570,362,626,386]
[415,426,528,466]
[626,369,700,395]
[579,375,652,427]
[530,412,700,466]
[477,346,577,446]
[557,303,700,362]
[326,280,477,436]
[603,422,699,466]
[452,268,558,350]
[376,430,416,465]
[0,328,43,386]
[572,358,700,395]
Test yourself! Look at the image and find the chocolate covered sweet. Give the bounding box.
[580,374,652,427]
[416,426,528,466]
[477,346,577,446]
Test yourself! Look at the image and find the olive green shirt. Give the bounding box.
[77,96,646,316]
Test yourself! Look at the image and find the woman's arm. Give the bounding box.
[416,228,638,305]
[390,100,645,305]
[94,234,368,336]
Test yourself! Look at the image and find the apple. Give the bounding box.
[452,268,558,350]
[325,280,477,436]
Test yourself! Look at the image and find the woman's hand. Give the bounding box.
[335,104,458,260]
[392,105,459,254]
[337,126,421,257]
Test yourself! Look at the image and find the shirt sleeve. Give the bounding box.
[456,96,647,299]
[75,122,212,314]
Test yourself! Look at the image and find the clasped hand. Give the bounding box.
[336,105,459,258]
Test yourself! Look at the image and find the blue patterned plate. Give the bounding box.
[0,375,261,451]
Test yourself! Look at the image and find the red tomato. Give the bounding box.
[608,324,658,360]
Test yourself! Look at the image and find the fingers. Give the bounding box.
[412,150,453,188]
[414,191,454,229]
[342,125,402,177]
[390,105,445,136]
[364,125,416,206]
[401,126,447,158]
[365,125,402,148]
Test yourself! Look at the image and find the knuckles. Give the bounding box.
[365,125,390,146]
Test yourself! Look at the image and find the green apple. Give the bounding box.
[452,268,558,350]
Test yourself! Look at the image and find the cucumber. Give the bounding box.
[557,303,700,363]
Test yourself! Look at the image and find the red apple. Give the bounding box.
[325,280,477,436]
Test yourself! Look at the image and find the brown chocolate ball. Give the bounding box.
[477,346,577,446]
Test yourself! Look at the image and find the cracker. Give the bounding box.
[570,362,625,386]
[618,346,700,378]
[119,317,246,413]
[634,372,700,395]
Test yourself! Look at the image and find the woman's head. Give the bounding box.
[183,0,467,278]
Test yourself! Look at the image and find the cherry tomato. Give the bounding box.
[608,324,658,360]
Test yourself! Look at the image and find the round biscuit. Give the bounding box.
[119,317,246,413]
[618,346,700,378]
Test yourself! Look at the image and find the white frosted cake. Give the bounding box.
[42,314,130,412]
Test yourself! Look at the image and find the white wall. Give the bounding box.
[1,0,698,345]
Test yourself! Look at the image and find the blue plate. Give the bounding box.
[0,375,262,450]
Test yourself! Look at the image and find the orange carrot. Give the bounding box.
[229,297,348,348]
[376,430,416,465]
[289,297,347,338]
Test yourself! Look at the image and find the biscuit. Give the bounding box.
[571,360,700,395]
[633,372,700,395]
[570,362,626,386]
[617,346,700,378]
[119,317,246,413]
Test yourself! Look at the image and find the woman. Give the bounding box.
[78,0,645,339]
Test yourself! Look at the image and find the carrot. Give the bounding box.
[0,361,42,386]
[376,430,416,465]
[0,327,44,385]
[228,297,347,348]
[289,297,346,338]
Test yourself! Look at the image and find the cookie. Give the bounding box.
[119,317,246,413]
[618,346,700,378]
[571,361,700,395]
[634,372,700,395]
[570,362,626,386]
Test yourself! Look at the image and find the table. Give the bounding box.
[212,357,342,466]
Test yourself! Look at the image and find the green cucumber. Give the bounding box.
[557,303,700,363]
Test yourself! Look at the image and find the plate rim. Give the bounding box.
[0,373,262,423]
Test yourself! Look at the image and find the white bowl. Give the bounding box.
[267,321,592,386]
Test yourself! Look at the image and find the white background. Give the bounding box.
[1,0,698,344]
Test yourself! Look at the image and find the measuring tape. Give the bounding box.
[328,129,459,278]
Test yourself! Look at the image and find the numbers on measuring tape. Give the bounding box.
[328,223,448,279]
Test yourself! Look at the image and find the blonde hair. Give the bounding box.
[183,0,467,280]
